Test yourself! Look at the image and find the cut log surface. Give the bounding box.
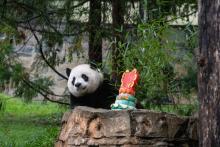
[55,106,198,147]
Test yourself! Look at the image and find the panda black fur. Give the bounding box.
[66,64,116,109]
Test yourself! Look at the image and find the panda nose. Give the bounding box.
[75,83,81,88]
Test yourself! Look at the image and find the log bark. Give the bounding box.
[198,0,220,146]
[55,106,198,147]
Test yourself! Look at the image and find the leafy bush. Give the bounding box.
[121,22,177,102]
[117,22,198,112]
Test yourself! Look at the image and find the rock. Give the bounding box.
[55,106,198,147]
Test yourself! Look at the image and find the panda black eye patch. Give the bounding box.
[72,77,76,85]
[81,74,89,82]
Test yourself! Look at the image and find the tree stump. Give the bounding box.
[55,106,198,147]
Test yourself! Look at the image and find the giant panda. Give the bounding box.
[66,64,116,109]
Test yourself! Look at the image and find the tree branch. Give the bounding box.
[27,22,68,80]
[1,0,88,38]
[22,79,69,105]
[27,79,69,98]
[17,22,86,36]
[5,0,89,24]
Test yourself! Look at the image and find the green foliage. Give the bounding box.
[0,93,66,146]
[172,25,198,95]
[184,25,198,51]
[0,34,19,88]
[15,77,54,102]
[0,25,24,89]
[122,22,176,101]
[42,32,64,66]
[10,64,25,85]
[0,24,55,102]
[118,21,198,112]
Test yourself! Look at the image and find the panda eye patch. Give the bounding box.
[72,77,76,85]
[81,74,89,82]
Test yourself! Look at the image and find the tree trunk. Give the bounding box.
[112,0,125,82]
[198,0,220,146]
[88,0,102,64]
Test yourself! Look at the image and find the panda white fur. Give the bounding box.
[66,64,116,109]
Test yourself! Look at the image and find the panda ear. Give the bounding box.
[66,68,71,77]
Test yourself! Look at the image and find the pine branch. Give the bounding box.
[22,79,69,105]
[6,0,89,24]
[17,23,86,36]
[27,80,69,98]
[27,22,68,80]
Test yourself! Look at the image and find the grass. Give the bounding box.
[0,93,67,147]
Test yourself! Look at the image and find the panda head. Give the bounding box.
[66,64,104,97]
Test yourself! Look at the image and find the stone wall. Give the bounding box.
[55,107,198,147]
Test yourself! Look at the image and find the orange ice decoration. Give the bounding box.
[111,68,140,110]
[119,69,140,95]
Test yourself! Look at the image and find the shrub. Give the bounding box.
[121,22,177,102]
[118,22,198,111]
